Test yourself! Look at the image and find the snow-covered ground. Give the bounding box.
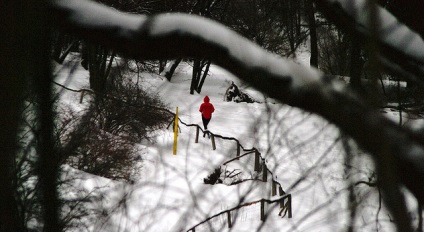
[53,54,420,232]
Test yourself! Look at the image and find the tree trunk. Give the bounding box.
[0,4,25,230]
[287,0,297,57]
[52,32,65,62]
[104,51,115,80]
[190,59,201,95]
[306,0,318,68]
[196,60,211,93]
[418,203,423,232]
[87,44,114,100]
[159,59,167,74]
[349,38,362,91]
[1,0,60,231]
[165,58,181,81]
[81,41,89,70]
[57,39,79,64]
[296,0,302,37]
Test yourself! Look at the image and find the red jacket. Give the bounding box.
[199,96,215,119]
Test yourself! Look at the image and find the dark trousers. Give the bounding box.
[202,116,211,130]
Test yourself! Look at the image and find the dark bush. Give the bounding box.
[204,167,223,185]
[64,117,141,181]
[62,61,172,181]
[94,62,172,143]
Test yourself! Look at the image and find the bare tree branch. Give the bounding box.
[313,0,424,85]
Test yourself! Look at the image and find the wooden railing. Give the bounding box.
[186,194,292,231]
[171,118,293,231]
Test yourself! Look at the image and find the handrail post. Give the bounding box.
[279,186,285,208]
[272,181,277,196]
[262,164,267,182]
[236,141,240,157]
[288,194,292,218]
[195,126,199,143]
[254,150,260,172]
[227,211,232,228]
[260,199,265,221]
[79,90,85,103]
[211,134,216,150]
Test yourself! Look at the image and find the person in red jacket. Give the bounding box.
[199,96,215,131]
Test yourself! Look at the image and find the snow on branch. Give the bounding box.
[314,0,424,81]
[50,0,424,227]
[316,0,424,62]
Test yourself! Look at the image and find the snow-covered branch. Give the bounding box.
[321,0,424,61]
[50,0,424,229]
[314,0,424,83]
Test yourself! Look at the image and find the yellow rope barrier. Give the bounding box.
[173,107,179,155]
